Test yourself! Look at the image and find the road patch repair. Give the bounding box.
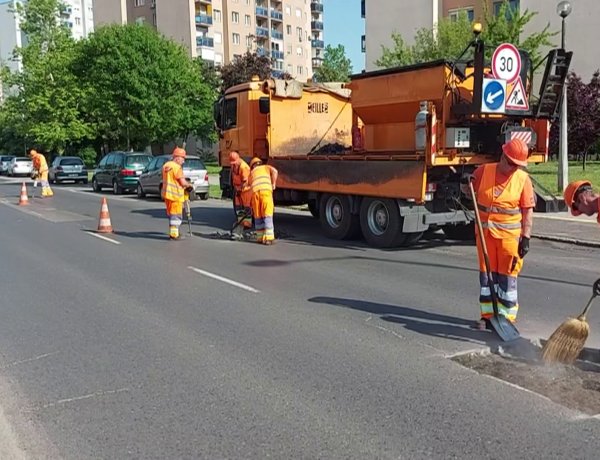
[452,340,600,416]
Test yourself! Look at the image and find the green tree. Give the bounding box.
[375,1,555,68]
[73,24,217,150]
[313,44,353,82]
[0,0,93,154]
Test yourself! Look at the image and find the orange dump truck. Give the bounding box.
[214,36,571,248]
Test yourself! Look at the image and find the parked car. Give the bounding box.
[49,156,88,184]
[91,151,152,194]
[0,155,15,175]
[7,157,33,177]
[137,154,209,200]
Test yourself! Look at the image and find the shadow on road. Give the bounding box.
[308,296,502,346]
[113,230,169,241]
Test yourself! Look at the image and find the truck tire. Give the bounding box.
[319,194,360,240]
[443,222,475,241]
[359,197,406,248]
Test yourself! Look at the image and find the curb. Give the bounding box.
[531,233,600,249]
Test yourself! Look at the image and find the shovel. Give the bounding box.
[469,181,521,342]
[231,209,251,236]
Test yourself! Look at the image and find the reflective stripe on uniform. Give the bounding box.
[477,204,521,215]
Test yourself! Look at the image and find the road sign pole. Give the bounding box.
[558,82,568,191]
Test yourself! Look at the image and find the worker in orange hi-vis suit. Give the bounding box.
[28,149,53,197]
[564,180,600,224]
[462,138,535,330]
[229,151,252,229]
[249,157,278,245]
[162,147,192,240]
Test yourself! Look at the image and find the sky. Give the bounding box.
[323,0,366,73]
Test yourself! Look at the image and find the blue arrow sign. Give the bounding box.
[483,79,505,111]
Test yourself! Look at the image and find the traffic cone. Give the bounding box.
[97,197,113,233]
[18,182,29,206]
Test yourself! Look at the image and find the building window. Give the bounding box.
[296,27,302,42]
[297,65,303,75]
[134,0,145,6]
[245,14,251,26]
[214,10,221,22]
[215,53,223,64]
[296,8,301,18]
[286,25,291,35]
[75,17,81,25]
[224,98,237,129]
[232,12,239,23]
[232,33,240,45]
[135,17,145,25]
[361,0,365,18]
[285,5,291,15]
[287,64,293,73]
[449,8,474,22]
[494,0,520,17]
[246,35,253,47]
[286,45,292,55]
[361,35,365,53]
[296,46,303,56]
[214,32,222,44]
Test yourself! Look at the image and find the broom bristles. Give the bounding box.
[541,316,589,364]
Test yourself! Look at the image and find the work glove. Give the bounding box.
[518,236,530,259]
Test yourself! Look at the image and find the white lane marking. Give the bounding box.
[534,214,597,224]
[188,266,260,293]
[85,231,121,245]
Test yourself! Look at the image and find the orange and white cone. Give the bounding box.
[97,197,113,233]
[18,182,29,206]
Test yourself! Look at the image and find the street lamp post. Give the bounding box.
[557,0,572,192]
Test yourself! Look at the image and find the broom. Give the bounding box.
[541,278,600,364]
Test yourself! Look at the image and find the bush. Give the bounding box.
[77,147,98,167]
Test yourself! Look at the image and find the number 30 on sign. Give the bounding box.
[491,43,521,84]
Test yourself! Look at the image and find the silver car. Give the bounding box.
[0,155,15,175]
[8,157,33,177]
[137,155,209,200]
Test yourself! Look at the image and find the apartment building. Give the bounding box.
[363,0,600,78]
[93,0,321,81]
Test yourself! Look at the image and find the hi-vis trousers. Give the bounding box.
[476,231,522,322]
[251,190,274,243]
[165,199,183,239]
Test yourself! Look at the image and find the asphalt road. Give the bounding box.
[1,177,599,459]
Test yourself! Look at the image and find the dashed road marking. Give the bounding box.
[85,231,121,245]
[188,266,260,293]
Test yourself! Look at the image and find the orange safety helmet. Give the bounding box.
[564,180,592,216]
[249,157,262,168]
[229,151,240,164]
[501,138,529,167]
[172,147,186,158]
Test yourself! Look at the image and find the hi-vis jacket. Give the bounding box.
[477,163,527,239]
[250,165,277,193]
[162,160,185,202]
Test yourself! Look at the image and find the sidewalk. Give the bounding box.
[533,212,600,247]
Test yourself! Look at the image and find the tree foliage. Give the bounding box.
[375,1,555,68]
[73,24,217,150]
[313,45,353,82]
[1,0,93,153]
[219,52,273,91]
[549,72,600,163]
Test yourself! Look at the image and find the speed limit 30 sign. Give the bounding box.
[491,43,521,83]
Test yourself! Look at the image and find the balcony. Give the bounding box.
[256,47,267,57]
[196,36,214,47]
[272,70,285,79]
[311,21,323,30]
[270,30,283,40]
[196,0,212,4]
[312,57,323,68]
[256,6,268,17]
[271,50,284,60]
[195,14,213,25]
[270,10,283,21]
[256,27,269,38]
[310,2,324,13]
[311,39,324,48]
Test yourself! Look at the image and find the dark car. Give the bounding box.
[91,151,152,194]
[49,156,88,184]
[137,154,210,200]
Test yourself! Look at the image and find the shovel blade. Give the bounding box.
[490,315,520,342]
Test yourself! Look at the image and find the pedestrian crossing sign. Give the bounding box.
[506,77,529,111]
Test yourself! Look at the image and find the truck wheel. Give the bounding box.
[308,199,319,219]
[319,194,360,240]
[443,222,475,241]
[359,197,406,248]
